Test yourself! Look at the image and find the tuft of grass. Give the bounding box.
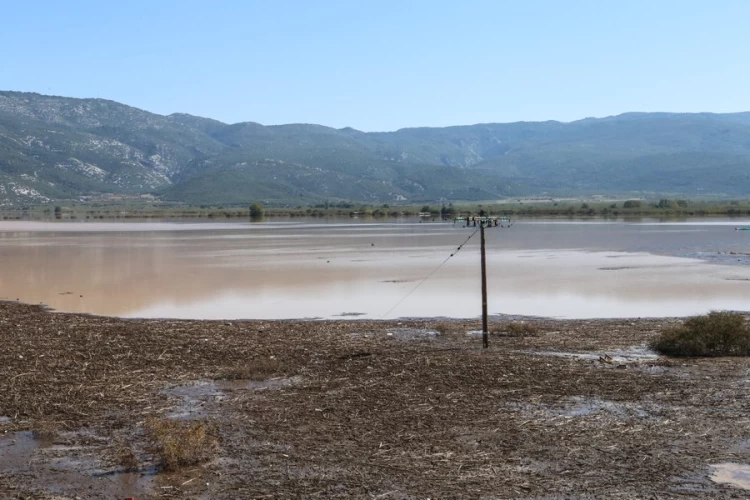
[115,443,139,472]
[650,311,750,357]
[144,417,219,471]
[432,321,476,338]
[216,357,281,381]
[503,322,539,337]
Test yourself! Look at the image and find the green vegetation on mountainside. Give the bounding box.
[1,91,750,206]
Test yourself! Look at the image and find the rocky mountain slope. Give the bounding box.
[2,91,750,206]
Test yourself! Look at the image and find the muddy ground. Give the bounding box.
[2,302,750,498]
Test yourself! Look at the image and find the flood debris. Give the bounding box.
[2,302,750,497]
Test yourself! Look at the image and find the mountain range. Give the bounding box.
[2,90,750,207]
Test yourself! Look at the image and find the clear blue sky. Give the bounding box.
[2,0,749,131]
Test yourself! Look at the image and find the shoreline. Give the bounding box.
[2,302,750,497]
[8,296,749,323]
[3,201,750,222]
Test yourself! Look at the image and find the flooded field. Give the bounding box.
[3,302,750,497]
[0,217,749,320]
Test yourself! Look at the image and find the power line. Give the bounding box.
[379,227,481,320]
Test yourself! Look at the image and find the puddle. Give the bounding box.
[164,377,303,417]
[162,380,225,420]
[218,375,303,391]
[46,457,156,497]
[0,431,154,497]
[90,469,156,497]
[710,462,750,490]
[0,431,41,468]
[0,415,11,424]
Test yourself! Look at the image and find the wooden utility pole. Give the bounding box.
[480,220,489,349]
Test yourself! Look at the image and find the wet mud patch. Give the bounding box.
[508,397,662,421]
[669,471,723,496]
[218,375,304,392]
[728,439,750,454]
[386,327,439,340]
[553,397,656,419]
[162,380,226,420]
[523,345,659,365]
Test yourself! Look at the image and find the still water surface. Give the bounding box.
[0,218,749,320]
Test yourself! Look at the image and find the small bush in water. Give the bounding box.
[650,311,750,357]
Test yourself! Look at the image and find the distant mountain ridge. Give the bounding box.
[1,90,750,206]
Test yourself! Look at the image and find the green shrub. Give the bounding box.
[650,311,750,357]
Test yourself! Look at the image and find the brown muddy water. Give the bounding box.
[0,218,749,320]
